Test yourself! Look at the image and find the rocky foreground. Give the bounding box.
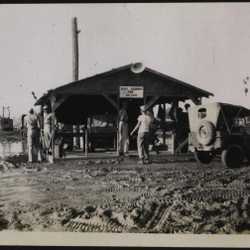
[0,155,250,233]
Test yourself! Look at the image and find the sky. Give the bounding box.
[0,3,250,118]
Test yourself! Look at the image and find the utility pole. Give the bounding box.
[73,17,80,81]
[73,17,81,148]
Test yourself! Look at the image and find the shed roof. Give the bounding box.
[35,64,213,106]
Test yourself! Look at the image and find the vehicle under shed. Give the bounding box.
[35,63,214,161]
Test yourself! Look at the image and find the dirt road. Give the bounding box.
[1,156,250,233]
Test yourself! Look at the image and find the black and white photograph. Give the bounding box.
[0,2,250,246]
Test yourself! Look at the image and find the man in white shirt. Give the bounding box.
[130,105,153,164]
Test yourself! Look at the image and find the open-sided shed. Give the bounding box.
[36,63,213,124]
[35,63,214,161]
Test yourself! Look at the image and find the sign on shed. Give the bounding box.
[119,86,144,98]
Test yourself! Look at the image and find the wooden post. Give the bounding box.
[80,125,84,149]
[116,129,119,156]
[73,125,79,148]
[72,17,81,149]
[172,100,179,155]
[163,104,166,146]
[85,127,88,157]
[117,94,120,156]
[50,95,56,163]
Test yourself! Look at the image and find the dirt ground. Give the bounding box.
[1,154,250,234]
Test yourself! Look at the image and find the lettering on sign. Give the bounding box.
[119,86,144,98]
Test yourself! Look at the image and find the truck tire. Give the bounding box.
[221,145,244,168]
[196,120,215,146]
[194,150,214,164]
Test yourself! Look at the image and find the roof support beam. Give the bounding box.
[53,96,68,111]
[102,93,119,111]
[145,95,160,109]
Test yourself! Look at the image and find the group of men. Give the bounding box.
[26,105,53,163]
[118,102,157,164]
[118,101,191,164]
[26,101,190,164]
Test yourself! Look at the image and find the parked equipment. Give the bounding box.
[87,114,117,152]
[188,102,250,168]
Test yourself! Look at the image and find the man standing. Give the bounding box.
[169,104,190,153]
[147,108,160,155]
[118,102,129,157]
[130,105,153,164]
[37,109,44,162]
[42,105,54,162]
[26,108,40,163]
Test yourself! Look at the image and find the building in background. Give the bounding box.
[0,117,13,131]
[0,106,13,131]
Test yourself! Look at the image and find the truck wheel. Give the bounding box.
[221,145,244,168]
[194,150,214,164]
[196,120,215,146]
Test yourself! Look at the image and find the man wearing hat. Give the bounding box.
[26,108,40,162]
[130,105,153,164]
